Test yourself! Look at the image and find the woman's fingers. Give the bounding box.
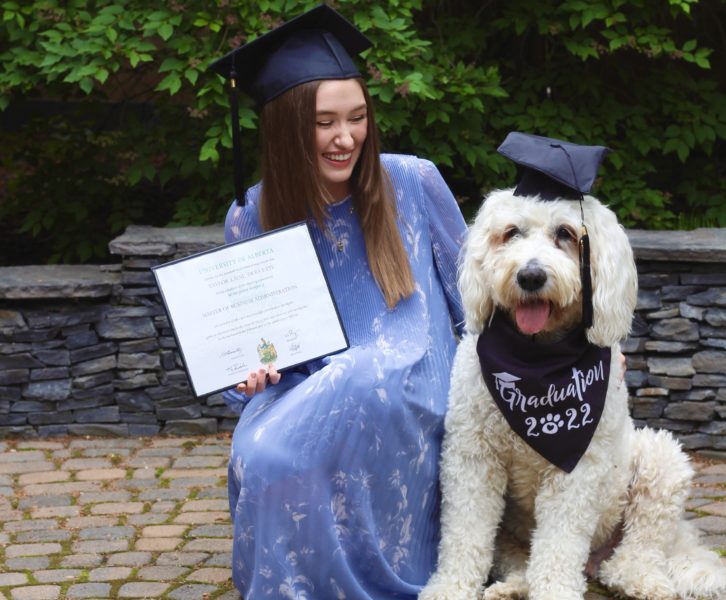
[268,365,281,385]
[235,365,281,396]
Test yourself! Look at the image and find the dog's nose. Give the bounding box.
[517,264,547,291]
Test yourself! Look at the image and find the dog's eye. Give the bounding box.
[555,226,576,243]
[503,227,520,242]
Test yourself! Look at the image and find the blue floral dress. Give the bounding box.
[222,154,467,599]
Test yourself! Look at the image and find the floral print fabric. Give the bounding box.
[222,154,467,599]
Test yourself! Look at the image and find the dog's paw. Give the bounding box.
[606,578,676,600]
[480,580,527,600]
[419,581,477,600]
[599,554,677,600]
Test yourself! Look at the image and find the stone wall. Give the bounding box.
[622,229,726,451]
[1,225,725,447]
[0,226,230,438]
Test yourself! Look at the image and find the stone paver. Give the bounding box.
[118,582,170,597]
[76,467,127,481]
[187,567,232,584]
[65,583,111,599]
[17,471,70,486]
[0,575,26,588]
[60,554,103,569]
[88,566,134,581]
[9,586,60,600]
[141,524,188,537]
[136,566,189,581]
[0,435,234,599]
[106,551,152,567]
[167,584,217,600]
[135,537,183,551]
[5,542,62,558]
[33,570,82,584]
[1,433,723,599]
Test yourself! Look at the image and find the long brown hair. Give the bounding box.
[258,78,414,309]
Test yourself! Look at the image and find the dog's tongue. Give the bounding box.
[515,301,551,334]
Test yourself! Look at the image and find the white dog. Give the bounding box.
[420,188,726,600]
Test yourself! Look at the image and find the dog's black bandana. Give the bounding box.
[476,311,611,473]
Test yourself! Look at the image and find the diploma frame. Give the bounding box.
[152,222,349,398]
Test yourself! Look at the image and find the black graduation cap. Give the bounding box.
[208,4,372,205]
[497,132,609,201]
[209,4,371,107]
[496,132,611,330]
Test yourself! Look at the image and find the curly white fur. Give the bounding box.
[420,189,726,600]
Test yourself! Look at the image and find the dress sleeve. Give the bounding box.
[224,185,263,243]
[418,159,468,335]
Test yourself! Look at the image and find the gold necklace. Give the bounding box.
[324,203,355,252]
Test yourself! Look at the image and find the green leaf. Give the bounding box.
[126,164,142,186]
[79,75,94,93]
[159,57,184,73]
[94,68,109,84]
[609,152,623,170]
[676,143,689,162]
[156,73,182,95]
[92,13,116,26]
[158,23,173,41]
[239,108,256,129]
[147,10,170,21]
[199,138,220,162]
[665,124,680,137]
[695,55,710,69]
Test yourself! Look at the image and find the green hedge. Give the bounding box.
[1,0,724,263]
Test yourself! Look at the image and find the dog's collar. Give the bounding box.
[476,311,611,473]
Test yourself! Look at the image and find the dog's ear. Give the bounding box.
[583,197,638,346]
[458,193,499,333]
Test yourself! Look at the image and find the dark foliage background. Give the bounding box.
[1,0,724,265]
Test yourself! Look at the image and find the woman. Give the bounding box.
[210,5,467,598]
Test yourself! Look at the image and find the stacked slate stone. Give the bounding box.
[624,229,726,452]
[0,225,240,438]
[0,265,135,437]
[110,225,239,436]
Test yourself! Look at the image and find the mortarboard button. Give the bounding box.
[497,132,609,201]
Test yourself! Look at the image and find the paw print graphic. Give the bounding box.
[540,413,564,435]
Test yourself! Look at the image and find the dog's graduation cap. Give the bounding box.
[497,132,610,329]
[208,4,372,206]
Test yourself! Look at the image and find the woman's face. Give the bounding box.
[314,79,368,202]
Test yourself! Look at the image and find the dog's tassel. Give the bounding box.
[579,226,594,329]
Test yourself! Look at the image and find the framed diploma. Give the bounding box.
[152,222,349,397]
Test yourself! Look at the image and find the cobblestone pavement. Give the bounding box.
[0,435,725,600]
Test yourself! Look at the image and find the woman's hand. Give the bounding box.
[618,351,626,384]
[236,365,282,397]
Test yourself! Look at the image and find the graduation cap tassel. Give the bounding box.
[228,69,244,206]
[579,221,594,329]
